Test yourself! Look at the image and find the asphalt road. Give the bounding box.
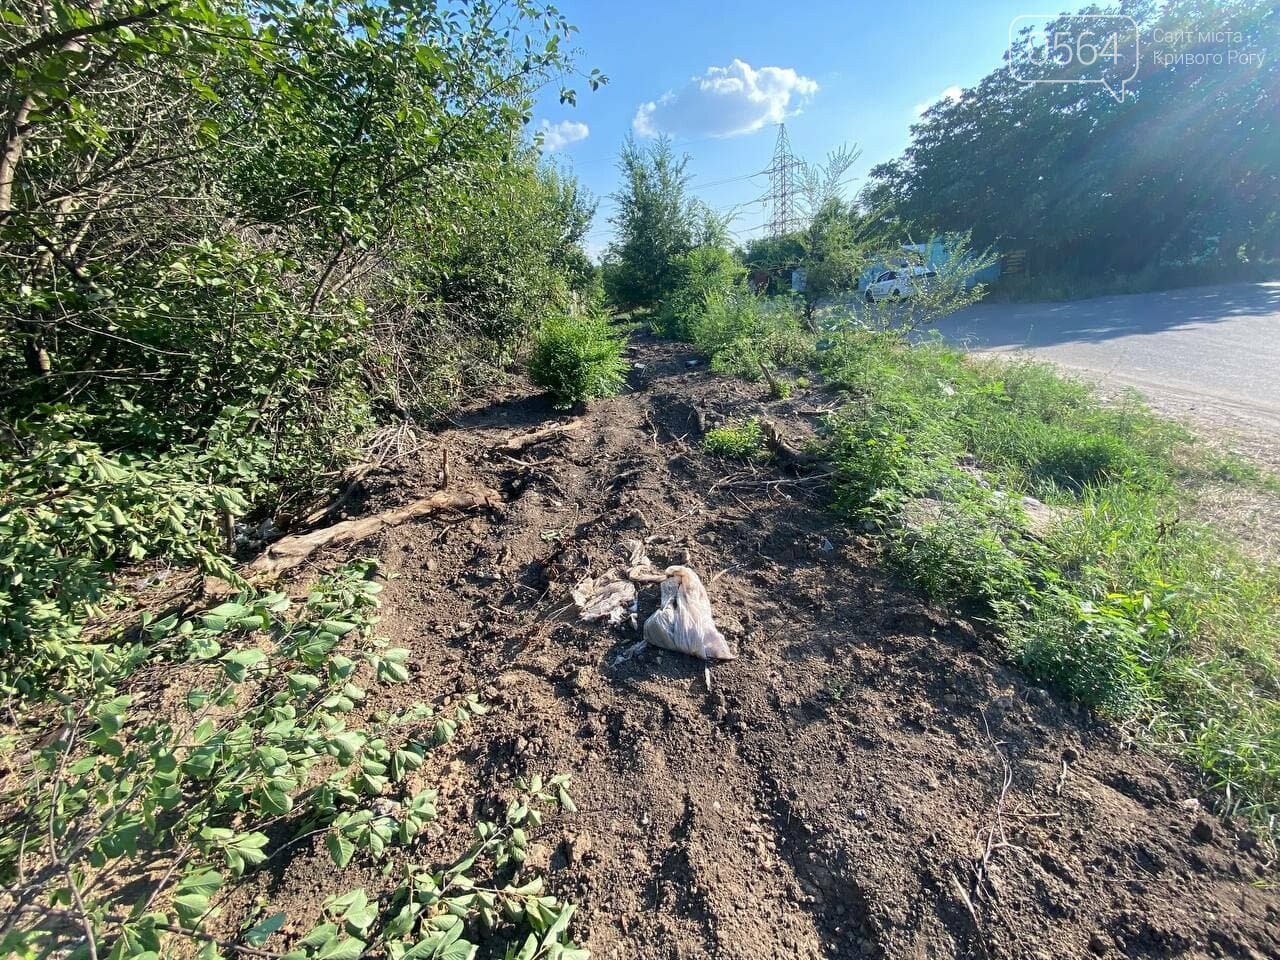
[933,281,1280,431]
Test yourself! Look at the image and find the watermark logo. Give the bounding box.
[1009,14,1140,101]
[1150,28,1266,69]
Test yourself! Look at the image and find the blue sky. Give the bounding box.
[530,0,1038,256]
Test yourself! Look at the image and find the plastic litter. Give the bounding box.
[572,575,635,625]
[643,565,736,661]
[571,540,652,626]
[576,543,735,664]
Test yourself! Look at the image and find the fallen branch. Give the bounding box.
[249,484,503,576]
[493,419,584,455]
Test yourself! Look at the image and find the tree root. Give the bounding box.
[759,419,831,473]
[492,419,584,455]
[249,483,503,577]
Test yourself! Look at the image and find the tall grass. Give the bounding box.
[822,333,1280,825]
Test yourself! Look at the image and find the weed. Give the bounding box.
[821,331,1280,826]
[703,418,766,459]
[691,291,814,381]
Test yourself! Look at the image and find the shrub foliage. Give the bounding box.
[0,562,587,958]
[1,0,602,678]
[0,1,602,951]
[528,312,628,409]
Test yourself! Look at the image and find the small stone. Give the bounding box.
[1088,931,1110,955]
[1027,687,1052,707]
[1191,820,1214,843]
[852,808,869,822]
[426,558,438,572]
[566,833,594,864]
[370,798,401,821]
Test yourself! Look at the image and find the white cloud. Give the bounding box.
[633,59,818,139]
[537,119,590,151]
[913,85,962,117]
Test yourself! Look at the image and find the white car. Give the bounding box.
[864,265,937,302]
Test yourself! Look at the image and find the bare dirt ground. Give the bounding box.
[234,333,1279,959]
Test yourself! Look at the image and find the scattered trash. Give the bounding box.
[621,538,664,582]
[607,638,649,667]
[581,545,734,664]
[685,358,700,367]
[643,565,736,661]
[632,362,646,370]
[572,574,635,625]
[572,540,652,626]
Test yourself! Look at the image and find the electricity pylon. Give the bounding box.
[765,123,804,237]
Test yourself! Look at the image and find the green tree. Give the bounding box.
[0,0,603,679]
[863,0,1278,285]
[603,135,699,309]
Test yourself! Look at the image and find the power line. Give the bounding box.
[687,169,768,190]
[558,130,772,168]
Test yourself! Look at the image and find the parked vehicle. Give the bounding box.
[864,265,937,302]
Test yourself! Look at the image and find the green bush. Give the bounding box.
[654,246,744,340]
[691,291,814,380]
[0,408,267,693]
[703,418,765,459]
[0,563,589,959]
[528,312,628,408]
[0,0,604,687]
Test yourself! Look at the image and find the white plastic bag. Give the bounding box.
[643,565,735,661]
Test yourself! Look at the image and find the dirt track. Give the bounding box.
[233,334,1279,959]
